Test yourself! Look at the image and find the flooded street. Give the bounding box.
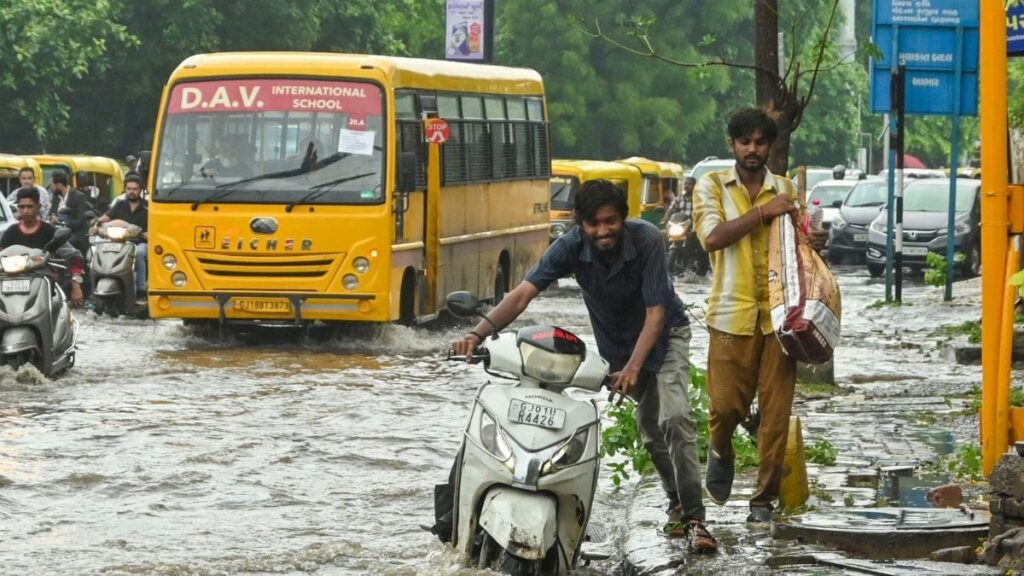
[0,264,984,575]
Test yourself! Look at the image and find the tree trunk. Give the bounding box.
[754,0,801,176]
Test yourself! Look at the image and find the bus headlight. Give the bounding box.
[171,272,187,287]
[342,274,359,290]
[353,257,370,273]
[162,254,177,270]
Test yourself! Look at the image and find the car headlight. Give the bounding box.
[937,223,972,237]
[352,257,370,274]
[870,219,887,233]
[549,222,567,240]
[479,410,514,467]
[542,426,592,475]
[832,213,846,229]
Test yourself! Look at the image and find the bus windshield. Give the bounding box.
[154,78,385,205]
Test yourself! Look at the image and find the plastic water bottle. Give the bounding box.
[806,198,824,232]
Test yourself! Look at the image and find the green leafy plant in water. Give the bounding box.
[934,319,981,344]
[806,438,838,466]
[939,444,983,481]
[1010,269,1024,299]
[601,365,759,486]
[601,401,653,487]
[924,252,965,287]
[867,299,910,310]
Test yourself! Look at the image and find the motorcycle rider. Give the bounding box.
[662,176,696,225]
[2,187,86,306]
[48,170,93,256]
[444,179,718,553]
[90,173,148,301]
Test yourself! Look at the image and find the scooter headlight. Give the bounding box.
[479,410,514,466]
[542,426,592,475]
[106,226,127,240]
[0,255,43,274]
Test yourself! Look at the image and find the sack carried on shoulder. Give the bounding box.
[767,214,841,364]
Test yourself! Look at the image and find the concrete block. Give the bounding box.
[989,454,1024,500]
[930,545,977,564]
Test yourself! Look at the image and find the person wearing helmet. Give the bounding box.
[832,164,846,181]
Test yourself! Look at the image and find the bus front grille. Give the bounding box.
[192,252,343,279]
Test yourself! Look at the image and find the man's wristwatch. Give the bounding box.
[72,275,83,284]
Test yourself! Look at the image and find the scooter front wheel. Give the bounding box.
[6,351,31,371]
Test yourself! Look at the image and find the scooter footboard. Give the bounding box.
[478,487,557,560]
[2,326,39,354]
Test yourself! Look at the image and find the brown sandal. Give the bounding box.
[684,520,718,554]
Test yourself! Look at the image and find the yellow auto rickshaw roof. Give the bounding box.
[656,161,684,179]
[29,154,123,177]
[616,156,661,176]
[0,153,34,170]
[552,159,643,181]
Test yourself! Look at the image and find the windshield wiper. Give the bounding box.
[284,173,376,212]
[190,152,352,210]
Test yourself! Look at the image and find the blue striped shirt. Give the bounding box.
[525,219,688,373]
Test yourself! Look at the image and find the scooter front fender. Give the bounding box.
[478,487,557,561]
[93,277,122,296]
[2,326,39,355]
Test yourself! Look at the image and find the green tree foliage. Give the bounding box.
[0,0,134,150]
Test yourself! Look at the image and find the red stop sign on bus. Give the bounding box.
[424,118,450,144]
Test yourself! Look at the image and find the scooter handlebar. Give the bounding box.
[445,348,490,363]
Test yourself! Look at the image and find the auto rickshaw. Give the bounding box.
[549,159,643,242]
[29,155,125,213]
[616,156,668,225]
[657,160,684,211]
[0,154,42,198]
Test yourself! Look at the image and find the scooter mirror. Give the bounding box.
[45,227,73,252]
[445,291,480,319]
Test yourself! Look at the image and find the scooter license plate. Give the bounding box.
[508,400,566,430]
[1,279,30,294]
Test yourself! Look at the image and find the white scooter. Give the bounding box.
[444,292,609,575]
[89,220,144,317]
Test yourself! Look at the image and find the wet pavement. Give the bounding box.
[0,264,1007,575]
[621,268,1002,575]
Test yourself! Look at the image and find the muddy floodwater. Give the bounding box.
[0,265,984,575]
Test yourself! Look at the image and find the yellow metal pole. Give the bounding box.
[980,0,1010,474]
[424,140,441,316]
[997,237,1020,456]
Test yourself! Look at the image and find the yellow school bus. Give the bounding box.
[616,156,667,225]
[549,159,642,242]
[147,52,551,325]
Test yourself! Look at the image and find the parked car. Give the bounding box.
[828,178,889,264]
[807,179,859,236]
[794,166,864,192]
[865,178,981,278]
[688,156,736,183]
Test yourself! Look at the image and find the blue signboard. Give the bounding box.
[870,0,979,116]
[1010,2,1024,57]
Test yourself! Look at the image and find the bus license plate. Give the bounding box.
[508,400,565,430]
[1,279,30,294]
[233,298,291,314]
[904,247,929,256]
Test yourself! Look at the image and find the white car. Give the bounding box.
[808,179,860,233]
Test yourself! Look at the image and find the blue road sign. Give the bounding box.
[1009,2,1024,57]
[870,0,979,116]
[874,0,978,26]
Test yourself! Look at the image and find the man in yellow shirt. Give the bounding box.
[692,107,823,523]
